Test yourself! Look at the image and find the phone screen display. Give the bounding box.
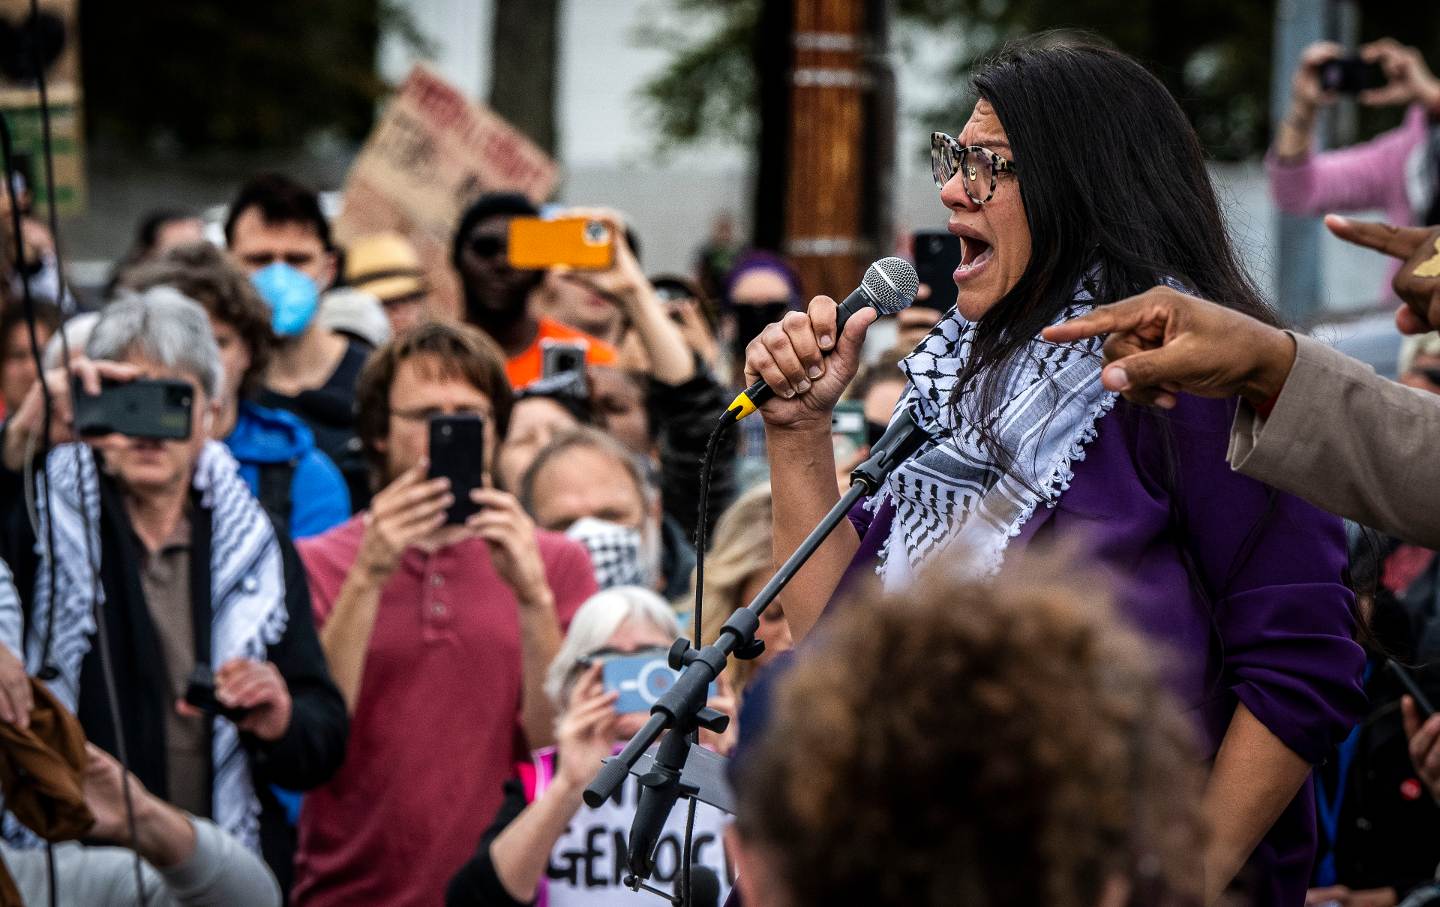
[601,652,717,715]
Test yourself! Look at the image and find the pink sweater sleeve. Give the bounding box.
[1266,104,1428,225]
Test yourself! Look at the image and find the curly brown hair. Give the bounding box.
[734,555,1206,907]
[119,241,276,397]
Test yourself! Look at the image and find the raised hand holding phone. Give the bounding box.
[1,357,142,471]
[356,461,452,579]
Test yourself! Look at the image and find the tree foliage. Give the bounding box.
[637,0,1440,162]
[78,0,426,152]
[635,0,763,147]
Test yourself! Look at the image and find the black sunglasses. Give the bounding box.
[468,235,507,258]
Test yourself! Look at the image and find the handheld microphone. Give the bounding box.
[726,257,919,420]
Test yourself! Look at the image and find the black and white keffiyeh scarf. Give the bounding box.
[874,277,1118,589]
[28,440,289,851]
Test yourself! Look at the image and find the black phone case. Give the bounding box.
[73,378,193,440]
[183,667,252,723]
[913,229,962,313]
[429,415,486,524]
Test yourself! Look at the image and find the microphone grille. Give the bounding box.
[863,257,920,315]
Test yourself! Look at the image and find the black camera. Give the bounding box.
[183,665,252,724]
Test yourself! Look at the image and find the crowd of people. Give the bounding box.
[0,25,1436,907]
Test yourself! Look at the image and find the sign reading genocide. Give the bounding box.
[335,64,559,320]
[0,0,84,216]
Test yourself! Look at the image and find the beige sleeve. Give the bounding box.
[1228,332,1440,547]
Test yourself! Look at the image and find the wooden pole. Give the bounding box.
[783,0,868,299]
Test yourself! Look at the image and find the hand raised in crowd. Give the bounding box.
[554,662,620,792]
[467,488,552,608]
[1358,38,1440,110]
[215,658,293,742]
[556,206,696,385]
[1326,216,1440,335]
[1,357,141,472]
[668,298,720,368]
[1403,695,1440,801]
[745,294,878,433]
[0,644,32,729]
[1287,42,1344,119]
[355,461,452,580]
[1042,285,1298,408]
[551,207,649,310]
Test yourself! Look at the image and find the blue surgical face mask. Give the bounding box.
[251,263,320,337]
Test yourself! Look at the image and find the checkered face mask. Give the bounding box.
[566,516,654,590]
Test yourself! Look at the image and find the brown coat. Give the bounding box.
[1228,332,1440,546]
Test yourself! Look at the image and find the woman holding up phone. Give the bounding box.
[749,36,1365,906]
[445,586,735,907]
[1269,37,1440,301]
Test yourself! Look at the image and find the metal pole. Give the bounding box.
[1271,0,1331,323]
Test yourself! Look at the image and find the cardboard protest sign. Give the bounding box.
[335,64,559,319]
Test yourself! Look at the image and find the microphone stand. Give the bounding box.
[585,412,930,891]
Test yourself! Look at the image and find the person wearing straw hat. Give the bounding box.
[343,232,431,339]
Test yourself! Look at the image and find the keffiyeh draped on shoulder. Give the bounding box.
[874,275,1118,588]
[23,440,288,851]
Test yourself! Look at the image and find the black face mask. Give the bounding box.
[731,300,792,359]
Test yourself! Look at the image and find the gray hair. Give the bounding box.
[543,585,680,708]
[42,312,99,371]
[87,287,223,399]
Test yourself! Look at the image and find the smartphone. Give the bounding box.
[913,229,962,313]
[1387,660,1437,719]
[428,414,486,524]
[508,217,615,271]
[541,339,588,382]
[183,665,253,724]
[1319,57,1386,94]
[831,400,867,466]
[602,652,717,715]
[72,378,193,440]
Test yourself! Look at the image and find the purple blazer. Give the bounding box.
[845,394,1367,906]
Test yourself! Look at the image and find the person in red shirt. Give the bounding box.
[451,193,616,389]
[291,321,598,907]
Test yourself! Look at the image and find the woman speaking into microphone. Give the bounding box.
[747,36,1364,907]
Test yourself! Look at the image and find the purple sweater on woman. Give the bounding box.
[841,394,1367,906]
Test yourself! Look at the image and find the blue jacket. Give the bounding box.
[226,401,351,540]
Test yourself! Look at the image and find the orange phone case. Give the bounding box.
[507,217,615,270]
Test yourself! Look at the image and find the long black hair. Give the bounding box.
[957,35,1279,474]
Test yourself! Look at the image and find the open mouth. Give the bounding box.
[955,235,994,278]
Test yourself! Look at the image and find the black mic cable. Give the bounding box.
[649,258,918,904]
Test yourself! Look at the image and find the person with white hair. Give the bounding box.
[0,288,348,891]
[446,586,735,907]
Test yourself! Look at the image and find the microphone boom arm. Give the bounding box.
[585,410,931,890]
